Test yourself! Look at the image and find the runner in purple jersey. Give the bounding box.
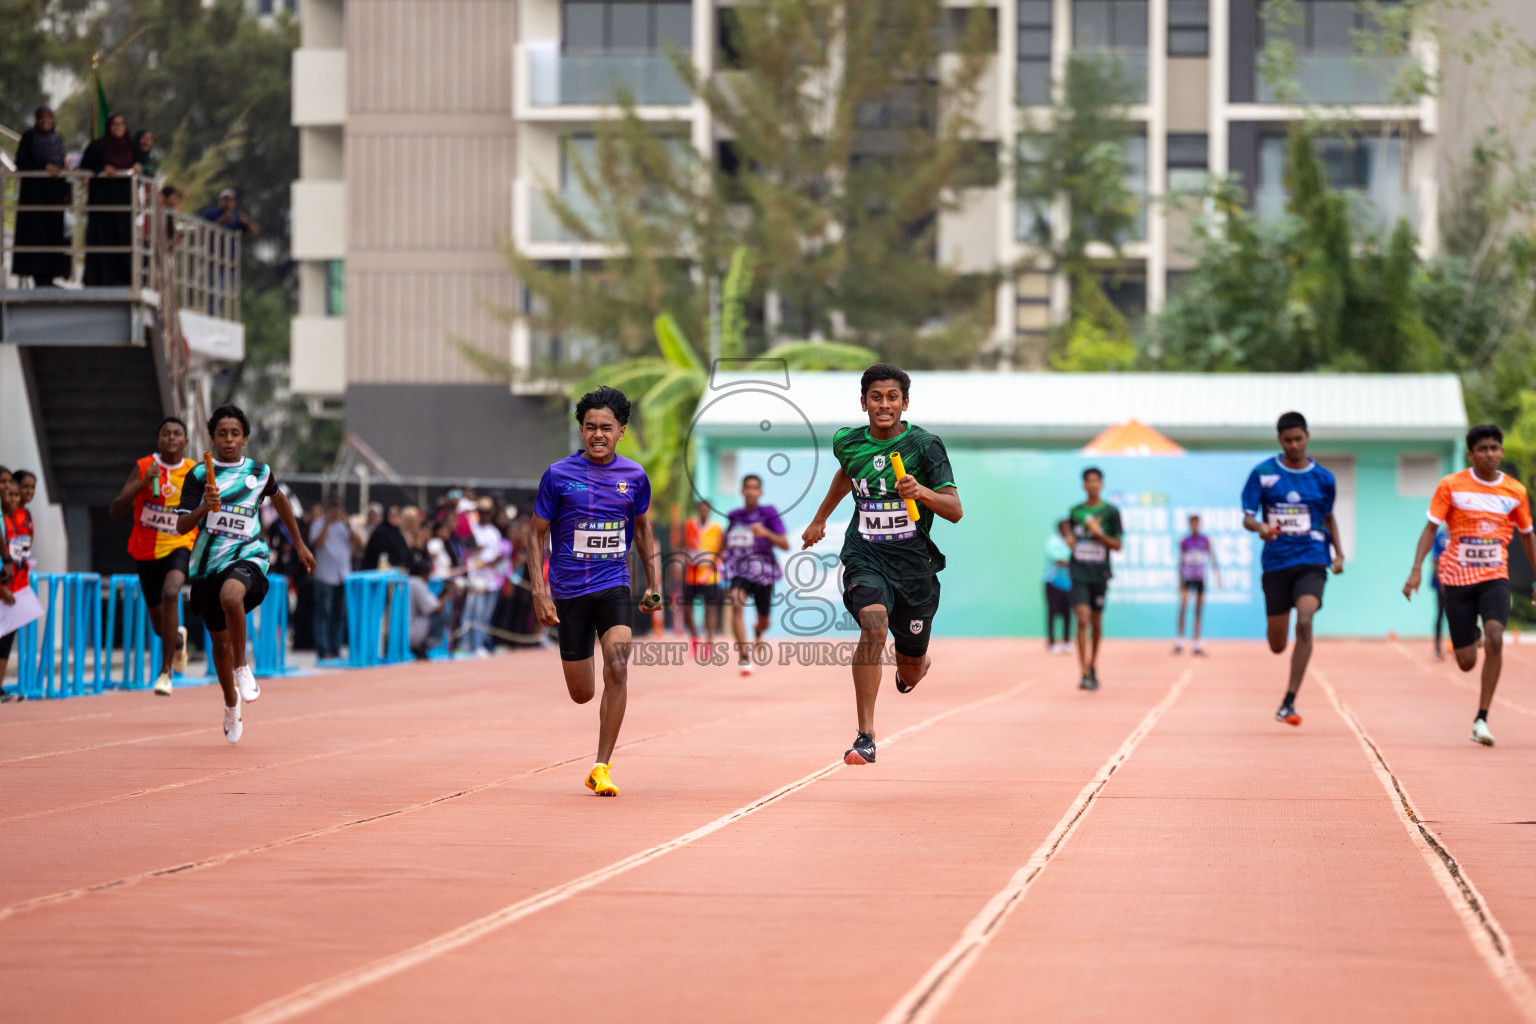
[528,387,661,798]
[1174,513,1221,656]
[723,474,789,676]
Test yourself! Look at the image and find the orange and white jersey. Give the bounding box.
[1429,469,1533,587]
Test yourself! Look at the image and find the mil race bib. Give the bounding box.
[1457,537,1504,568]
[857,500,915,543]
[206,504,259,540]
[572,519,628,560]
[1074,539,1107,563]
[727,526,755,550]
[1268,504,1312,536]
[139,502,181,535]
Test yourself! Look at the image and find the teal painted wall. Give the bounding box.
[697,436,1459,640]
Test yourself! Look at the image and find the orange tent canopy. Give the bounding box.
[1081,419,1185,456]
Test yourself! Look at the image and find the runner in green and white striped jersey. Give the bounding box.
[177,405,314,744]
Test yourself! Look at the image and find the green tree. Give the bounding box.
[507,0,999,372]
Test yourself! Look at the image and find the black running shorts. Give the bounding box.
[1442,578,1510,651]
[1070,579,1108,610]
[1180,579,1205,595]
[680,581,723,607]
[554,585,632,662]
[191,561,270,633]
[1261,564,1327,617]
[842,572,940,658]
[730,577,774,619]
[136,548,191,608]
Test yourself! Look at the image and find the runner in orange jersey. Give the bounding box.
[109,417,198,695]
[1404,424,1536,747]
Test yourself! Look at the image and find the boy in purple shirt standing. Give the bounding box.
[724,474,789,676]
[528,387,661,797]
[1174,513,1221,655]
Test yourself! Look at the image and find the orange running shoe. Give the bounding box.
[585,763,620,796]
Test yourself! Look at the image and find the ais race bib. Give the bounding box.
[1268,504,1312,535]
[572,519,627,560]
[206,504,259,540]
[856,499,915,542]
[139,502,181,535]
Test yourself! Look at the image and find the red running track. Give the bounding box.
[1,639,1534,1023]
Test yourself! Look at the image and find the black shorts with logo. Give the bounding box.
[191,560,270,632]
[1070,579,1108,610]
[554,585,632,662]
[1442,578,1510,650]
[1261,564,1327,617]
[843,571,940,658]
[135,548,191,608]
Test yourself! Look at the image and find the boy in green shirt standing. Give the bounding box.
[1068,466,1123,691]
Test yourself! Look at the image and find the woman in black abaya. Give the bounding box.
[80,112,139,287]
[11,107,72,286]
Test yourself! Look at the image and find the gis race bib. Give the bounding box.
[572,519,627,560]
[727,525,755,550]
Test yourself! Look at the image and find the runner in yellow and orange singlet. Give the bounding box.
[109,417,198,695]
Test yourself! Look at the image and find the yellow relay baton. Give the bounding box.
[888,451,920,523]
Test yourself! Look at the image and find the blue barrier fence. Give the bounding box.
[15,571,293,700]
[345,570,411,668]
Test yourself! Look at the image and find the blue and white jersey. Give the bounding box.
[1241,455,1337,572]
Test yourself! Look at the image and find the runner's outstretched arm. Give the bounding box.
[1323,514,1345,573]
[632,511,661,603]
[108,463,154,519]
[272,491,317,572]
[527,516,558,627]
[1402,521,1438,600]
[801,468,853,549]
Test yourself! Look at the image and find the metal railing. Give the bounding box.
[528,48,692,106]
[1,169,241,320]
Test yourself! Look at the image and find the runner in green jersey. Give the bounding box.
[177,405,314,744]
[802,363,963,766]
[1067,466,1123,691]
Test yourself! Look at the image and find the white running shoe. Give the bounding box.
[153,671,174,696]
[739,663,753,677]
[235,665,261,703]
[224,702,243,744]
[1470,719,1495,747]
[174,626,189,673]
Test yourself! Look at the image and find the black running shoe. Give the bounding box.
[844,732,876,765]
[1079,673,1099,691]
[1276,702,1301,726]
[896,672,916,693]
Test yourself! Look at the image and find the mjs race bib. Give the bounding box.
[857,500,914,542]
[1074,540,1107,563]
[1268,504,1312,535]
[139,503,181,535]
[572,519,628,560]
[1457,537,1504,568]
[206,504,259,539]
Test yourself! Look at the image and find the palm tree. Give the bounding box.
[573,249,875,518]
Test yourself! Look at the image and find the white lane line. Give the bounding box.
[224,676,1043,1024]
[0,705,766,922]
[1318,670,1536,1023]
[1389,642,1536,719]
[878,668,1193,1024]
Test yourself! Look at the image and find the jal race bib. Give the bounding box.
[727,526,755,550]
[139,502,181,535]
[571,519,628,560]
[205,505,259,540]
[1457,537,1504,568]
[1268,504,1312,536]
[857,500,915,543]
[1074,539,1107,564]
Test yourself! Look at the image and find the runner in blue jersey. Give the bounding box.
[528,387,661,797]
[1241,411,1344,728]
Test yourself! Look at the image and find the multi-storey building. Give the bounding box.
[292,1,1457,475]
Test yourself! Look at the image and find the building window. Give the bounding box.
[1397,454,1443,497]
[1073,0,1148,102]
[325,260,345,317]
[1168,0,1209,57]
[942,7,999,53]
[1167,133,1209,192]
[1262,0,1396,54]
[1017,0,1053,107]
[562,1,691,53]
